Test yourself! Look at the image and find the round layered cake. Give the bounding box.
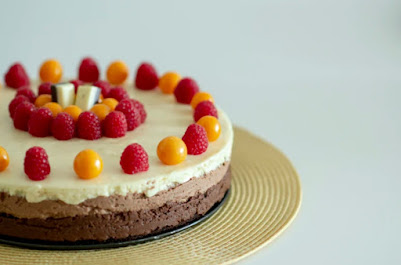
[0,60,233,243]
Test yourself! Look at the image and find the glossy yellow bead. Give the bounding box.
[101,98,119,111]
[39,59,63,83]
[74,149,103,180]
[159,72,181,94]
[197,115,221,142]
[43,102,63,118]
[0,146,10,172]
[157,136,187,165]
[90,104,111,121]
[106,60,129,85]
[34,94,52,107]
[63,105,82,122]
[190,92,214,109]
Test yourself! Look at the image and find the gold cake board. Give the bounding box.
[0,127,302,265]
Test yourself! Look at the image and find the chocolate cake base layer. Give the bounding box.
[0,168,231,242]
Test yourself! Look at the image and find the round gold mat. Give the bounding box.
[0,127,302,265]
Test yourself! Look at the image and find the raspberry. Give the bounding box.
[194,101,218,122]
[129,99,147,123]
[38,82,52,95]
[51,113,75,140]
[13,102,36,131]
[107,87,129,101]
[76,111,102,140]
[78,57,100,83]
[174,77,199,104]
[4,63,30,89]
[16,86,36,103]
[115,99,141,131]
[120,143,149,174]
[103,111,127,138]
[182,124,208,155]
[9,95,29,118]
[135,62,158,90]
[93,80,111,97]
[24,147,50,181]
[70,79,84,93]
[28,108,53,137]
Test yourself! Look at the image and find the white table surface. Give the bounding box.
[1,1,400,264]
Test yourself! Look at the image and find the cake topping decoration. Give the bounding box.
[174,77,200,104]
[107,86,129,102]
[16,86,36,103]
[76,111,102,140]
[120,143,149,174]
[157,136,188,165]
[9,95,29,118]
[90,104,111,122]
[13,101,35,131]
[28,108,53,137]
[34,94,52,107]
[129,99,147,124]
[194,100,218,122]
[159,72,181,94]
[51,113,75,141]
[24,147,51,181]
[75,85,101,111]
[135,62,159,90]
[69,79,84,93]
[39,59,63,83]
[106,60,129,85]
[4,63,30,89]
[101,98,119,111]
[43,102,63,118]
[182,124,209,155]
[78,57,100,83]
[51,83,75,108]
[93,80,111,98]
[0,146,10,172]
[197,116,221,142]
[74,149,103,180]
[103,111,128,138]
[115,99,141,131]
[62,105,82,122]
[190,91,214,109]
[38,82,52,95]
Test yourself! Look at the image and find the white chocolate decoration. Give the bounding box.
[75,85,101,111]
[51,83,75,108]
[0,82,233,204]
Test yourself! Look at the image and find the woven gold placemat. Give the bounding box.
[0,127,302,265]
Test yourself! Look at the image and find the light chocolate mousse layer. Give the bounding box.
[0,163,231,242]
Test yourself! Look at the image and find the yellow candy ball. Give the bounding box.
[157,136,187,165]
[74,149,103,180]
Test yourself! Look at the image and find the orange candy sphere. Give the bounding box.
[43,102,63,118]
[63,105,82,122]
[190,92,214,109]
[101,98,119,111]
[90,104,111,121]
[34,94,52,107]
[74,149,103,180]
[197,116,221,142]
[39,59,63,83]
[157,136,187,165]
[159,72,181,94]
[0,146,10,172]
[106,60,129,85]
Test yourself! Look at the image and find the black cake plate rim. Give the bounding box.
[0,189,230,251]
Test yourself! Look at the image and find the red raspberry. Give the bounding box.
[13,102,36,131]
[115,99,141,131]
[16,86,36,103]
[135,62,158,90]
[9,95,29,118]
[28,108,53,137]
[4,63,30,89]
[103,111,127,138]
[78,57,100,83]
[107,87,129,101]
[38,82,52,95]
[93,80,111,97]
[70,79,84,93]
[129,99,147,123]
[120,143,149,174]
[182,124,208,155]
[174,77,199,104]
[51,113,75,140]
[76,111,102,140]
[194,101,218,122]
[24,147,50,181]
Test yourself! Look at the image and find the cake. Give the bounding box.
[0,59,233,243]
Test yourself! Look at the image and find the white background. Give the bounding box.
[1,0,400,264]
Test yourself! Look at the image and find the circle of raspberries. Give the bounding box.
[4,63,30,89]
[28,108,53,137]
[78,57,100,83]
[115,99,141,131]
[135,62,158,90]
[24,146,50,181]
[16,86,36,103]
[38,82,52,95]
[93,80,111,97]
[9,95,29,118]
[174,77,199,104]
[103,111,128,138]
[76,111,102,140]
[120,143,149,174]
[70,79,84,93]
[193,101,218,122]
[13,101,36,131]
[182,124,209,155]
[52,113,75,140]
[107,87,129,102]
